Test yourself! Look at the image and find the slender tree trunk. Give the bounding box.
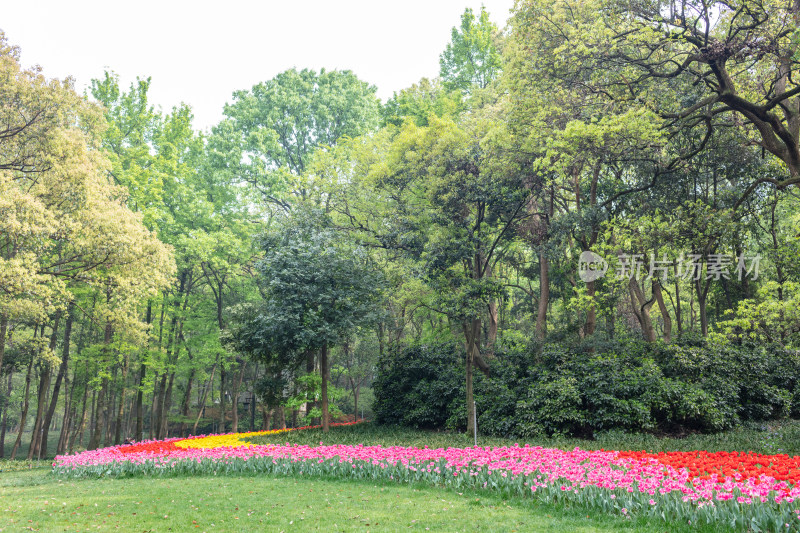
[114,352,129,445]
[136,301,153,442]
[231,361,246,433]
[0,313,7,382]
[487,301,498,348]
[261,406,271,430]
[192,358,217,435]
[674,264,683,334]
[88,321,113,450]
[629,278,657,342]
[156,271,187,440]
[249,363,259,432]
[161,371,176,438]
[219,366,226,433]
[71,366,91,453]
[149,372,159,440]
[694,278,710,337]
[584,280,597,337]
[652,281,672,343]
[42,302,74,457]
[103,365,118,448]
[86,388,96,448]
[304,349,315,422]
[462,319,482,436]
[29,313,61,459]
[57,339,81,454]
[535,251,550,339]
[278,405,286,429]
[354,382,360,421]
[320,342,330,433]
[179,369,195,437]
[0,371,13,457]
[11,358,34,459]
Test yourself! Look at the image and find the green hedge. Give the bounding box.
[373,339,800,437]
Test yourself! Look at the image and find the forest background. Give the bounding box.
[2,0,800,459]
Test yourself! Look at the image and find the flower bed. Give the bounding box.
[53,426,800,530]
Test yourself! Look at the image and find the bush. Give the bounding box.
[373,337,800,438]
[373,343,462,428]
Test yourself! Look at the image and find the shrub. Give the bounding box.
[373,337,800,437]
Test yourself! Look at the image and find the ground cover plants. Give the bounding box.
[50,422,800,531]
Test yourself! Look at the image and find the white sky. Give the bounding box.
[2,1,515,132]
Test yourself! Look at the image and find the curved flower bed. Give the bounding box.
[53,427,800,530]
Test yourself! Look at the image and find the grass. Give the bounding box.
[0,465,686,532]
[247,419,800,456]
[5,421,800,532]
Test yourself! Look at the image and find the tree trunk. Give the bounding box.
[71,362,90,453]
[354,382,360,421]
[149,372,160,440]
[0,371,13,457]
[584,279,597,337]
[88,321,113,451]
[629,278,657,342]
[192,358,217,436]
[0,313,7,381]
[11,358,34,459]
[694,278,710,337]
[42,302,75,456]
[114,352,129,445]
[535,251,550,339]
[652,281,672,343]
[231,360,246,433]
[487,300,498,348]
[261,405,271,430]
[29,313,61,459]
[179,368,195,437]
[320,342,330,433]
[278,405,286,429]
[219,366,226,433]
[674,265,683,334]
[161,371,176,438]
[136,301,153,442]
[103,365,118,448]
[462,319,481,436]
[304,349,315,423]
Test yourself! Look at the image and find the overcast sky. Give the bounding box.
[3,1,516,131]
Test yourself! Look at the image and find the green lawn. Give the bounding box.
[0,466,682,532]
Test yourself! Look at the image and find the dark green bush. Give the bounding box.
[374,338,800,437]
[373,343,462,428]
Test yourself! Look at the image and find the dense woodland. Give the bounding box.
[2,0,800,458]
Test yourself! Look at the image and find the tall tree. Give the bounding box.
[219,68,380,208]
[229,210,383,432]
[439,6,503,93]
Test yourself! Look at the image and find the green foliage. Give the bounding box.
[381,78,462,127]
[373,343,463,428]
[220,68,380,207]
[376,338,800,438]
[233,209,384,360]
[439,7,502,93]
[285,373,345,424]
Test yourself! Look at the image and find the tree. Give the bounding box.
[439,6,502,93]
[511,0,800,187]
[381,78,462,127]
[219,68,381,208]
[230,210,383,432]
